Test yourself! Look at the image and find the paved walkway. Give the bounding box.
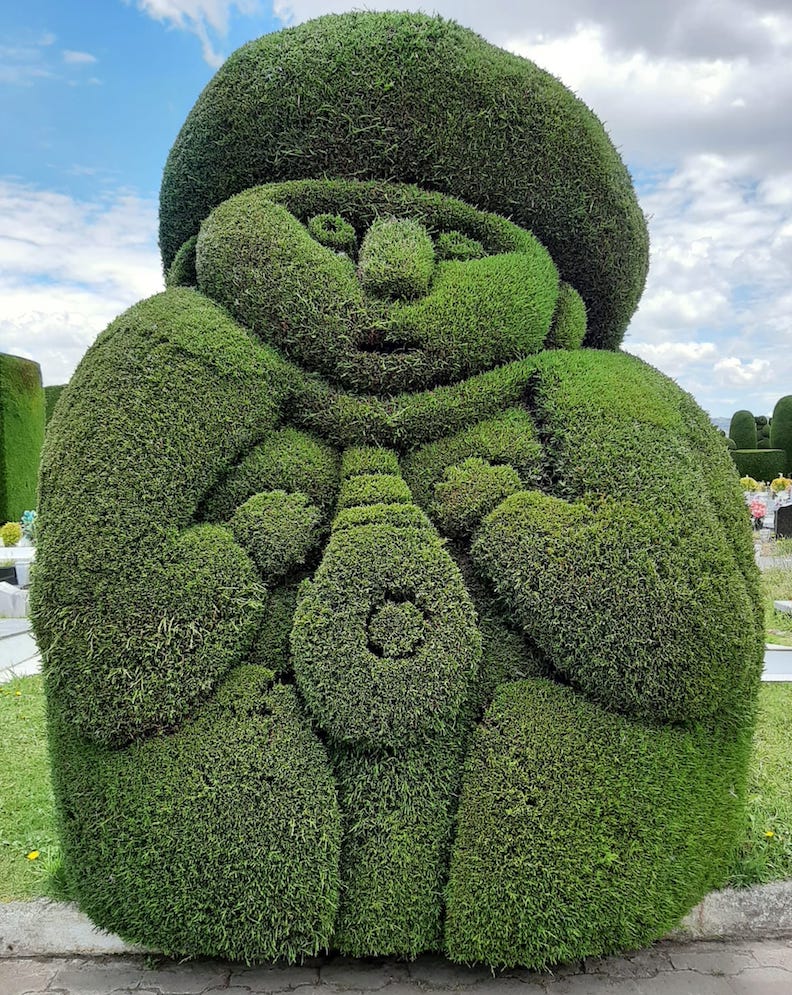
[1,938,791,994]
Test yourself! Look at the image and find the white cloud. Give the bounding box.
[134,0,261,65]
[62,50,97,64]
[0,180,163,386]
[714,357,773,385]
[627,341,717,373]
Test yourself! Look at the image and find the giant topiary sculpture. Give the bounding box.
[32,12,763,969]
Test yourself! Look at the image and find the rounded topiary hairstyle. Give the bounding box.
[159,11,648,350]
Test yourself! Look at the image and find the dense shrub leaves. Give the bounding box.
[445,680,752,968]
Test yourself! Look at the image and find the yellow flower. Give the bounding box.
[764,831,775,839]
[26,850,40,860]
[14,690,21,697]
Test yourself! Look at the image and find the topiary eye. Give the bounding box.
[436,230,486,262]
[307,213,357,254]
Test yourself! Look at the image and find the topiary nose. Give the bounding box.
[357,217,435,300]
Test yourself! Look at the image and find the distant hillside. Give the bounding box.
[710,416,730,432]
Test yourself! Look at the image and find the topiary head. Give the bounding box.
[159,11,648,349]
[191,179,586,396]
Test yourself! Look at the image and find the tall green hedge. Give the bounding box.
[0,353,45,523]
[44,384,66,425]
[731,448,786,483]
[159,12,648,350]
[770,395,792,474]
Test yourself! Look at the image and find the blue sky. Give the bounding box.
[1,0,791,420]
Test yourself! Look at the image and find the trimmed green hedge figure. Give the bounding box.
[33,12,762,969]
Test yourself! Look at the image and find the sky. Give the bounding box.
[1,1,791,420]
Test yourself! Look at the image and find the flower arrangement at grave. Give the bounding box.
[750,499,767,529]
[31,12,763,970]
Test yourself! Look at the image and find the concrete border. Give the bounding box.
[2,883,792,960]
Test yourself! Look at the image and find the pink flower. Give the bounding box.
[750,499,766,520]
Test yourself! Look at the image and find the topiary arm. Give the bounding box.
[31,289,296,747]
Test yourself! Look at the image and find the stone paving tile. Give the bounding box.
[47,956,156,994]
[405,955,497,989]
[319,957,409,991]
[666,941,757,975]
[583,947,675,979]
[634,971,737,994]
[0,956,58,995]
[230,962,320,992]
[131,957,230,993]
[726,967,792,994]
[542,975,645,993]
[752,939,792,970]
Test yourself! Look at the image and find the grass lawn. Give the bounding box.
[0,675,790,902]
[763,567,792,647]
[0,675,60,901]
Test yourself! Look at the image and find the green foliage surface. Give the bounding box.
[546,281,587,350]
[31,289,292,747]
[291,489,481,750]
[229,490,324,582]
[44,385,66,425]
[732,449,786,483]
[201,427,338,521]
[47,666,341,961]
[0,353,45,522]
[159,11,648,348]
[358,217,435,300]
[770,395,792,474]
[433,457,521,538]
[730,409,757,450]
[331,740,464,957]
[195,180,561,395]
[165,234,197,287]
[445,680,752,967]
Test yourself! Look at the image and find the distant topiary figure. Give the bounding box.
[33,12,762,970]
[770,395,792,474]
[729,409,757,450]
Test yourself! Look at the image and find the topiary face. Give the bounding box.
[32,10,762,973]
[189,180,578,394]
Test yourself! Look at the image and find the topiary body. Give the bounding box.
[33,12,761,971]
